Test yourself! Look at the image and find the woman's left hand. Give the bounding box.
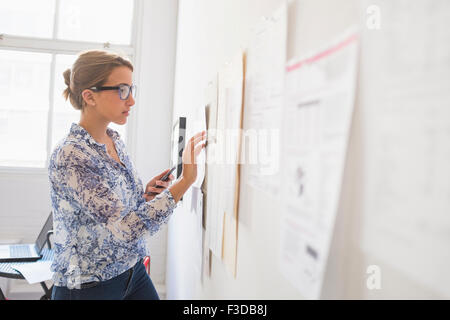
[143,168,175,201]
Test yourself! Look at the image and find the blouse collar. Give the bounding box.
[69,123,120,148]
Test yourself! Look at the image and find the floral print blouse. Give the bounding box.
[48,123,177,288]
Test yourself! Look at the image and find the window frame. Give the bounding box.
[0,0,142,175]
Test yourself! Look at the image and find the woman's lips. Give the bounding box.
[122,111,130,116]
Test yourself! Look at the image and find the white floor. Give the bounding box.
[2,279,166,300]
[2,280,50,300]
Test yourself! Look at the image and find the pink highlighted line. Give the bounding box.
[286,33,358,72]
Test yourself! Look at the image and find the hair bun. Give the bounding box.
[62,68,72,100]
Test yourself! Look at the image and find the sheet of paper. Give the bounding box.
[205,51,244,273]
[278,29,359,299]
[201,80,215,283]
[242,2,287,194]
[222,212,238,278]
[218,58,243,220]
[11,260,53,284]
[204,163,223,258]
[219,52,244,276]
[202,77,218,230]
[191,105,207,189]
[203,75,225,259]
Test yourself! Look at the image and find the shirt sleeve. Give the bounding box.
[52,143,177,242]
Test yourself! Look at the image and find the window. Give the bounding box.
[0,0,138,169]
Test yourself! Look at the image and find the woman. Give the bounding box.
[48,50,205,300]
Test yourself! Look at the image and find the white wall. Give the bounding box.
[168,0,312,300]
[0,171,52,243]
[167,0,450,299]
[131,0,179,291]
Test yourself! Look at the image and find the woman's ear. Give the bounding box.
[81,89,97,107]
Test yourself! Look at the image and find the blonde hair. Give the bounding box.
[63,50,134,110]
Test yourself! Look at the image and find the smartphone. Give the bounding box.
[146,166,176,196]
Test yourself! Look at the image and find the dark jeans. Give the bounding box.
[51,259,160,300]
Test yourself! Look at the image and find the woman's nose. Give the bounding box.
[127,94,135,106]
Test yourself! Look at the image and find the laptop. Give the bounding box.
[0,213,53,262]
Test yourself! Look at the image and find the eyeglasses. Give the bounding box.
[89,84,137,100]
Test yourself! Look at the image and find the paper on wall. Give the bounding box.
[279,29,359,299]
[242,2,287,194]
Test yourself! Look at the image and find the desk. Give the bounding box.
[0,248,54,300]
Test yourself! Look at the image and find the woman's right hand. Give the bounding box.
[181,131,207,185]
[168,131,206,203]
